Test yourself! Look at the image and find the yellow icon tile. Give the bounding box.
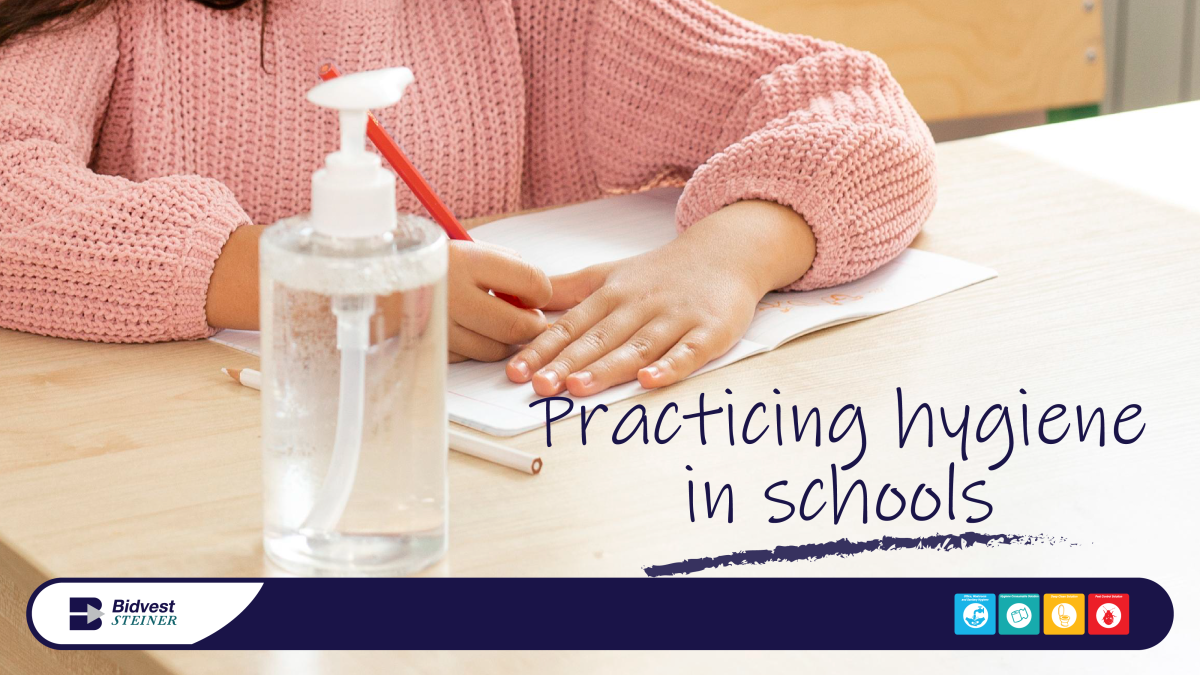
[1044,593,1086,635]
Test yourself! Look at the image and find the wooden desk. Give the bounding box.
[3,103,1198,673]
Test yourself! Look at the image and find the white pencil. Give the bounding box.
[222,367,542,475]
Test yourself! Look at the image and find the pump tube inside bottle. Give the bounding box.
[302,295,375,532]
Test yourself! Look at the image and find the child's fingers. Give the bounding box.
[545,265,608,311]
[449,323,515,362]
[448,351,469,363]
[637,328,732,389]
[532,312,643,396]
[457,288,547,345]
[467,244,553,308]
[564,319,684,396]
[505,293,610,386]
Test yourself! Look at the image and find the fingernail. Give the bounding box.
[540,370,561,390]
[510,359,530,379]
[643,364,662,379]
[573,371,593,388]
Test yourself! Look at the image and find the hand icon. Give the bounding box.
[962,603,988,628]
[1057,604,1071,627]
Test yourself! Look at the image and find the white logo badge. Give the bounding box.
[1006,602,1032,628]
[1053,602,1077,628]
[1096,602,1122,628]
[963,603,989,628]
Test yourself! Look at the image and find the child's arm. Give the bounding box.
[580,0,935,290]
[508,0,936,395]
[0,6,250,343]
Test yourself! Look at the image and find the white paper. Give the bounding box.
[212,188,996,436]
[207,329,263,355]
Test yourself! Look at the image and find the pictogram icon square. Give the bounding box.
[1088,594,1129,635]
[955,593,996,635]
[998,593,1040,635]
[1044,593,1086,635]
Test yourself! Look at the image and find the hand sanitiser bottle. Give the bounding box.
[260,68,448,576]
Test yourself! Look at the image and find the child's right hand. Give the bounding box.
[448,240,552,362]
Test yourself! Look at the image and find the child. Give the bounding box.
[0,0,936,398]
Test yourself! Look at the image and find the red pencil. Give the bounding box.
[318,63,525,308]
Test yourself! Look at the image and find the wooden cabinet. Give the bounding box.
[712,0,1106,122]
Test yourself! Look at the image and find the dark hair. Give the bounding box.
[0,0,255,48]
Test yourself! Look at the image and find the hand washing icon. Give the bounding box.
[963,603,989,628]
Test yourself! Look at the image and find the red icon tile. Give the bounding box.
[1088,594,1129,635]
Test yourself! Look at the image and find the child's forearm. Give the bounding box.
[679,200,816,296]
[205,225,265,331]
[203,202,813,334]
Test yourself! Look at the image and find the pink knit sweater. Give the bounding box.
[0,0,936,343]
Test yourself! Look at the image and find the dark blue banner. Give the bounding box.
[29,577,1171,650]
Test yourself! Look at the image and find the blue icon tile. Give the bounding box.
[955,593,996,635]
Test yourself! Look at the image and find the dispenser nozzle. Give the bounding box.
[306,66,413,114]
[306,67,414,239]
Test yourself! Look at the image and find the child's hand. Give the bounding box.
[448,240,552,362]
[505,200,816,396]
[506,244,758,395]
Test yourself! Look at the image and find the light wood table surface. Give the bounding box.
[2,103,1198,673]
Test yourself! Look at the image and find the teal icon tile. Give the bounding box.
[998,593,1040,635]
[955,593,996,635]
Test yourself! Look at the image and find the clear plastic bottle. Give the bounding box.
[259,68,448,576]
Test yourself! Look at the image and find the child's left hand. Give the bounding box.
[505,200,816,397]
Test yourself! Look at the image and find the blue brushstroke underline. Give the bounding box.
[642,532,1075,577]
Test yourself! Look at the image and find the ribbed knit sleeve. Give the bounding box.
[0,8,250,343]
[580,0,937,290]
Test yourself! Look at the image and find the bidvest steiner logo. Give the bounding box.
[68,597,104,630]
[69,597,179,630]
[109,598,179,627]
[30,580,262,648]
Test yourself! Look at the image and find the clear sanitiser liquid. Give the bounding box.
[260,213,447,576]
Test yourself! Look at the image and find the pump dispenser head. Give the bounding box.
[307,67,414,238]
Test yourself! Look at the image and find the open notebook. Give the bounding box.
[212,188,996,436]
